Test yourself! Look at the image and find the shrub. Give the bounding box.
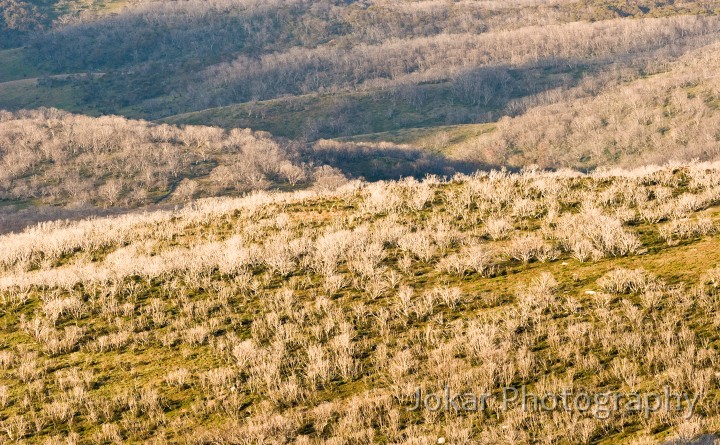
[484,216,514,240]
[437,243,495,276]
[398,231,436,263]
[506,234,558,263]
[554,208,640,259]
[597,268,650,294]
[658,217,714,244]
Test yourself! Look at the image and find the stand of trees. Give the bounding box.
[0,0,44,48]
[0,108,309,208]
[0,108,474,217]
[198,16,720,105]
[12,0,718,134]
[456,41,720,169]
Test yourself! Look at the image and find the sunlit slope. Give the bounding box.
[454,42,720,169]
[1,164,720,443]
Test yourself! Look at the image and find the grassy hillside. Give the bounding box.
[161,88,500,141]
[335,123,496,155]
[449,41,720,170]
[3,2,720,444]
[1,164,720,443]
[0,76,94,112]
[0,48,45,82]
[0,1,718,151]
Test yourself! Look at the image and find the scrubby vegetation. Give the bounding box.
[0,0,129,49]
[0,108,468,215]
[3,2,720,443]
[2,1,720,174]
[0,108,312,208]
[455,41,720,169]
[1,0,719,145]
[1,164,720,443]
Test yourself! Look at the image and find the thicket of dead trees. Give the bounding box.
[0,108,312,207]
[14,0,719,132]
[0,109,472,220]
[456,41,720,169]
[196,15,719,105]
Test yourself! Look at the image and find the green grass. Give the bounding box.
[336,122,496,155]
[159,85,492,140]
[52,0,130,15]
[0,48,47,83]
[0,77,94,113]
[0,199,33,209]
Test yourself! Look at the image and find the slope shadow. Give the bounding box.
[305,139,506,182]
